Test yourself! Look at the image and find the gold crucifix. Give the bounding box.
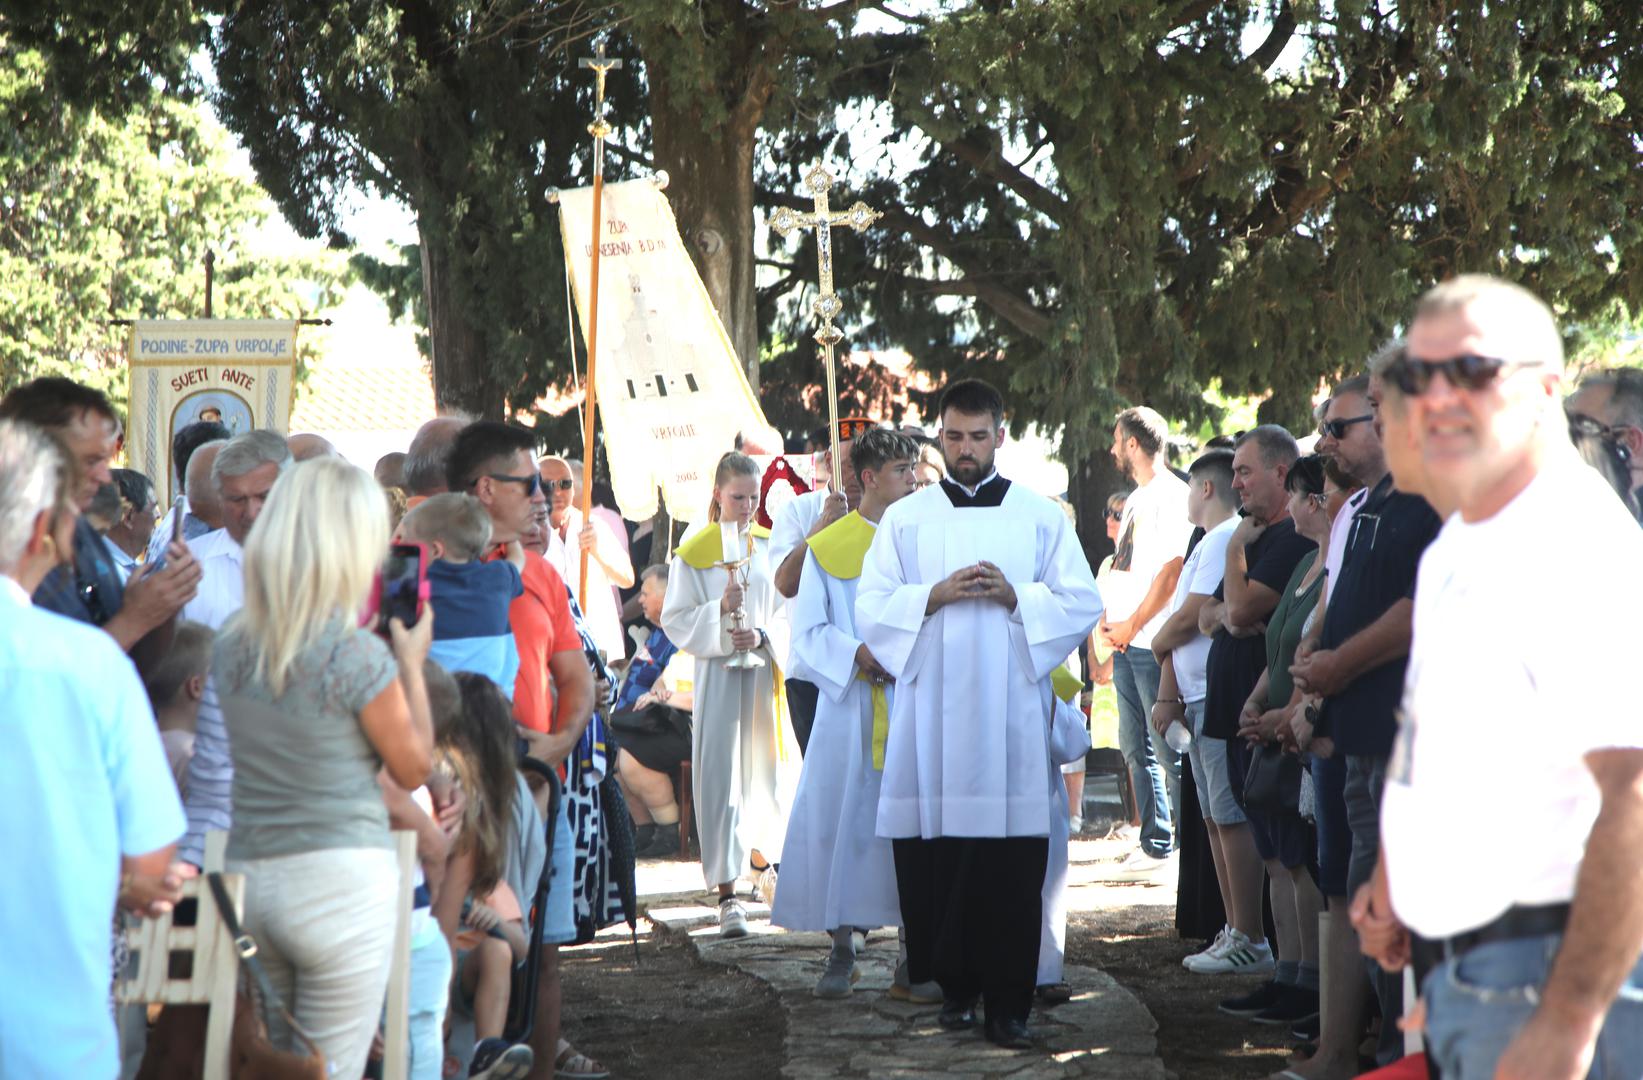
[770,164,880,490]
[579,42,623,141]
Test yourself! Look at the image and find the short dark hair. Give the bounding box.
[1330,374,1371,402]
[172,420,232,487]
[87,481,123,523]
[1233,425,1301,469]
[937,378,1004,426]
[1187,449,1236,503]
[1284,453,1329,497]
[0,376,118,432]
[445,421,538,492]
[851,428,918,484]
[111,468,155,512]
[1204,434,1237,450]
[143,621,215,707]
[1115,406,1169,458]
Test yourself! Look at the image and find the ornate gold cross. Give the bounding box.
[770,165,880,487]
[579,43,623,142]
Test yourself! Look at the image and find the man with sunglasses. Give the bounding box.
[1566,367,1643,519]
[1352,276,1643,1080]
[1290,368,1441,1070]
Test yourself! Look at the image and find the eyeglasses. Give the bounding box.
[481,472,543,496]
[543,477,574,492]
[1318,415,1374,440]
[1383,354,1531,396]
[1569,412,1634,464]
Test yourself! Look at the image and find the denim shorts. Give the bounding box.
[1185,703,1246,826]
[1425,933,1643,1078]
[1343,754,1388,898]
[543,791,577,946]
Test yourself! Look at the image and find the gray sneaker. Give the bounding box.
[813,951,859,998]
[719,898,749,939]
[888,959,944,1004]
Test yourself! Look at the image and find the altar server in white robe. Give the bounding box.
[662,451,798,939]
[1039,674,1093,990]
[771,429,919,997]
[857,378,1103,1048]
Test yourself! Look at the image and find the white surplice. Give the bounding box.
[856,478,1103,840]
[771,540,902,932]
[1039,695,1092,984]
[661,530,799,888]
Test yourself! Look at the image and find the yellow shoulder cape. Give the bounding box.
[807,511,876,580]
[675,521,773,570]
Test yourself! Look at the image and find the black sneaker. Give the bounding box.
[638,827,679,858]
[1217,979,1283,1018]
[633,823,658,851]
[1252,983,1320,1026]
[1290,1012,1321,1041]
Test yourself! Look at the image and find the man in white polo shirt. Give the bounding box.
[1099,406,1193,869]
[1354,275,1643,1080]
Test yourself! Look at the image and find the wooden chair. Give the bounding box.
[115,833,243,1080]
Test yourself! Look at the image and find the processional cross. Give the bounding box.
[770,165,881,490]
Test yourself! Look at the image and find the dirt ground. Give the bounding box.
[559,924,787,1080]
[1066,899,1300,1080]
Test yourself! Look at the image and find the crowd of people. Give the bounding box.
[4,272,1642,1080]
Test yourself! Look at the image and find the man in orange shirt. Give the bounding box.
[445,421,599,1080]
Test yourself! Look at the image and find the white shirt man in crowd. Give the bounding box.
[1098,406,1193,870]
[537,455,633,662]
[1355,275,1643,1080]
[1147,449,1245,948]
[179,429,293,867]
[857,378,1102,1049]
[147,420,231,566]
[0,419,187,1079]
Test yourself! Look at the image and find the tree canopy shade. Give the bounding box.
[0,39,345,404]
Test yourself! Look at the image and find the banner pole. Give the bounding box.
[577,43,623,612]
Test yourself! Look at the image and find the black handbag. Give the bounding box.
[1242,740,1303,814]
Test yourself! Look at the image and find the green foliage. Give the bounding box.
[0,39,347,410]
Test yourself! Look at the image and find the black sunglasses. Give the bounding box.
[544,477,574,492]
[1384,354,1527,396]
[1318,414,1374,440]
[480,472,543,496]
[1569,413,1634,465]
[1105,509,1124,521]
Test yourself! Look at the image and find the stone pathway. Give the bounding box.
[644,856,1170,1079]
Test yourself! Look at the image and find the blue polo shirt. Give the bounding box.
[0,580,185,1078]
[1318,475,1441,756]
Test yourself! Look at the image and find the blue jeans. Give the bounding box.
[1112,647,1179,857]
[1424,934,1643,1079]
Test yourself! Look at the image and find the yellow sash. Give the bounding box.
[856,671,890,770]
[807,510,875,580]
[1051,663,1082,704]
[674,521,772,570]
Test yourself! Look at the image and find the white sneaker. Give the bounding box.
[1186,929,1274,975]
[1109,848,1178,883]
[719,898,749,939]
[1183,925,1232,970]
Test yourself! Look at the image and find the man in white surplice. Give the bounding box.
[857,378,1103,1048]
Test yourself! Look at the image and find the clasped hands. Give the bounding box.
[927,561,1016,614]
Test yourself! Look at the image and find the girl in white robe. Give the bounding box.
[661,452,796,937]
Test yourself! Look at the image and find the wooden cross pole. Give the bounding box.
[770,165,879,491]
[576,41,623,613]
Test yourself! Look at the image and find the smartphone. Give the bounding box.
[170,493,187,546]
[370,542,429,634]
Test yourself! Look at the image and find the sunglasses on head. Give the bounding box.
[1318,414,1374,440]
[1384,354,1528,396]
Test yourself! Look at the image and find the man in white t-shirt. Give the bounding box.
[1355,275,1643,1080]
[1098,406,1194,865]
[1148,450,1243,899]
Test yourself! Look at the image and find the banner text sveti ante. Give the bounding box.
[127,319,299,505]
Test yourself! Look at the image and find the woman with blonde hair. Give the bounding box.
[217,456,434,1077]
[662,450,794,937]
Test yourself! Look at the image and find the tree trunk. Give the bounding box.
[646,66,763,391]
[419,219,502,418]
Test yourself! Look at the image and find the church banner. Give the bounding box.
[126,319,299,504]
[557,180,770,524]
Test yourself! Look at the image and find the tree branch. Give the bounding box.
[941,131,1069,222]
[1247,1,1297,72]
[877,208,1054,339]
